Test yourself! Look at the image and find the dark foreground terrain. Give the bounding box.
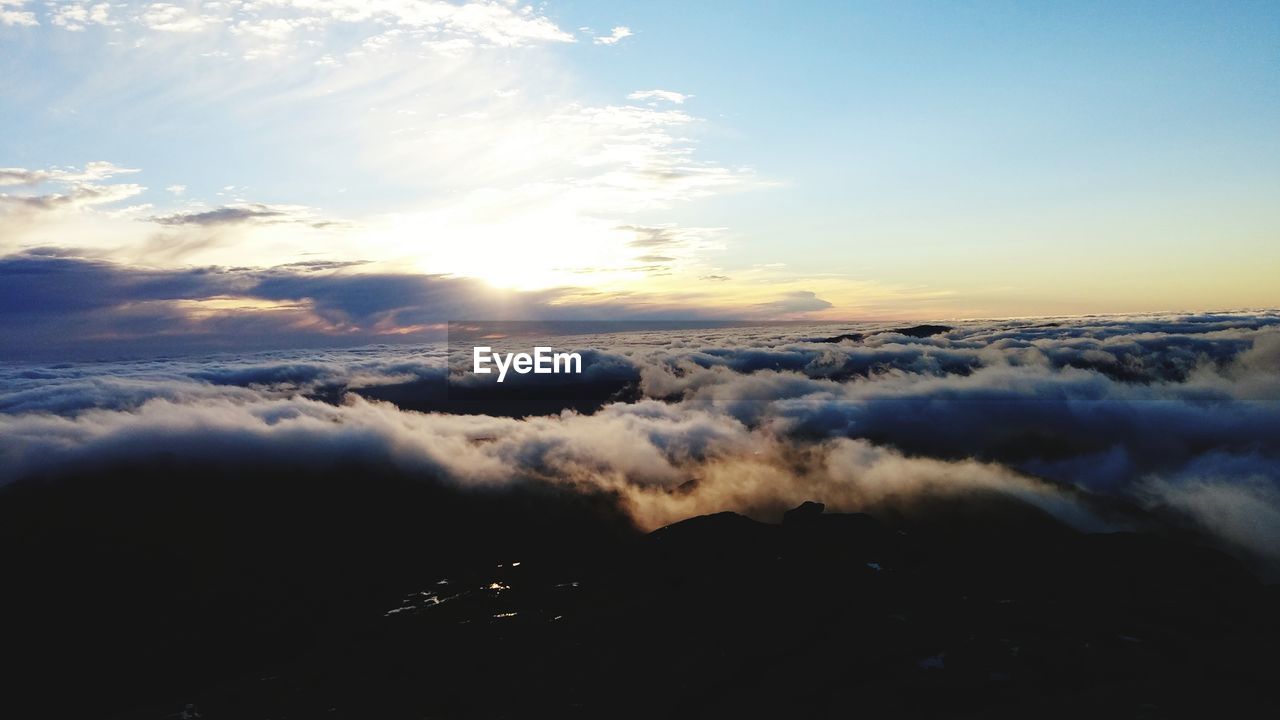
[3,460,1277,719]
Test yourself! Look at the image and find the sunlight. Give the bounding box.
[384,204,640,291]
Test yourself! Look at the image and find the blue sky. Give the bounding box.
[554,1,1280,312]
[1,1,1278,354]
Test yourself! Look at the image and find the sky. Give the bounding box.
[2,1,1278,355]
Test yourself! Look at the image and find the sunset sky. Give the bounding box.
[2,1,1278,355]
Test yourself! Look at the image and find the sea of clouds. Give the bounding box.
[3,311,1278,571]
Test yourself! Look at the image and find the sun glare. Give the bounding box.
[378,208,642,291]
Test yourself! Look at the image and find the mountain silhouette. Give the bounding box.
[2,461,1275,718]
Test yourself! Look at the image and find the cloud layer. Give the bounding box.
[4,312,1278,573]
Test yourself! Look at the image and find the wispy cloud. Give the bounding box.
[0,162,145,220]
[594,25,632,46]
[26,1,576,50]
[0,161,139,187]
[0,182,144,212]
[627,89,690,104]
[150,203,302,227]
[2,90,756,284]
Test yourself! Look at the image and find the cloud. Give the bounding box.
[0,252,759,358]
[620,225,689,248]
[1,182,145,213]
[23,1,575,50]
[538,102,753,207]
[0,252,479,356]
[594,25,633,46]
[0,163,147,243]
[138,2,209,32]
[0,162,139,187]
[754,290,834,315]
[0,251,246,314]
[0,0,36,27]
[3,311,1279,572]
[146,203,351,234]
[50,1,113,30]
[627,89,690,104]
[150,204,293,226]
[1,91,755,284]
[3,1,756,287]
[0,390,1101,536]
[1139,454,1280,566]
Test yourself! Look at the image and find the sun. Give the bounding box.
[373,206,644,292]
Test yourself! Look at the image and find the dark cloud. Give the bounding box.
[275,260,370,271]
[249,268,520,325]
[0,252,531,358]
[0,252,248,315]
[0,252,765,359]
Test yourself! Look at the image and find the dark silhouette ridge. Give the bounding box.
[349,375,642,417]
[886,324,953,338]
[811,332,865,344]
[1,463,1276,719]
[811,324,953,344]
